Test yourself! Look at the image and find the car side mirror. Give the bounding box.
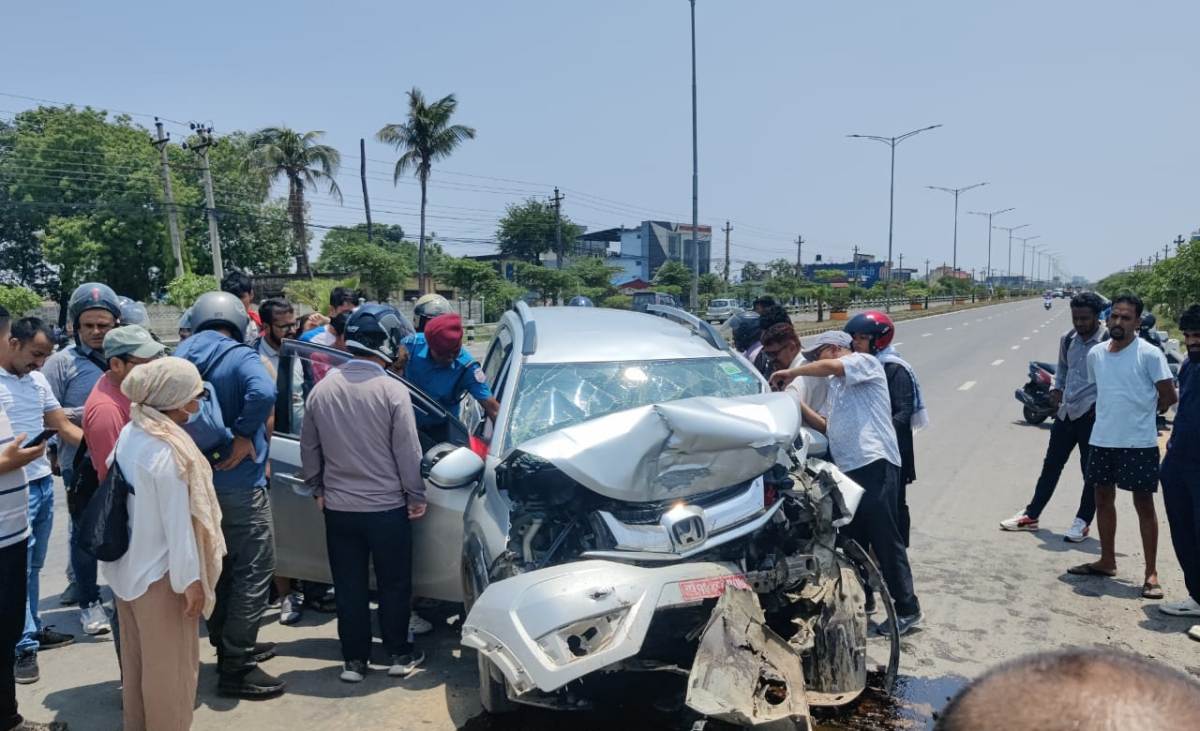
[425,445,485,489]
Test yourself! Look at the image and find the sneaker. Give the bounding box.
[876,611,924,637]
[59,582,82,606]
[80,601,111,636]
[388,651,425,678]
[1159,597,1200,617]
[34,626,75,650]
[340,660,368,683]
[1063,518,1090,543]
[999,512,1038,532]
[279,592,303,626]
[409,612,433,635]
[14,651,39,684]
[11,720,69,730]
[217,666,286,699]
[1189,625,1200,642]
[252,642,278,663]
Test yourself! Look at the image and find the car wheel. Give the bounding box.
[1023,406,1048,425]
[463,550,518,714]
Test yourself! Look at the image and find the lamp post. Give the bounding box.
[927,182,987,277]
[1015,234,1040,294]
[994,223,1030,279]
[848,124,942,312]
[688,0,700,310]
[968,207,1014,296]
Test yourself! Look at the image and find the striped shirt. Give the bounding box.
[0,407,30,548]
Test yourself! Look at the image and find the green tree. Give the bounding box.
[496,198,584,263]
[247,127,342,275]
[0,285,44,316]
[283,277,360,313]
[318,224,411,300]
[165,273,220,308]
[199,132,292,274]
[377,88,476,292]
[438,257,499,320]
[697,272,725,299]
[480,277,526,321]
[566,256,620,301]
[515,262,578,305]
[815,269,847,283]
[740,262,764,282]
[766,258,795,281]
[653,260,693,296]
[39,216,104,324]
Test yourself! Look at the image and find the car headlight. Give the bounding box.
[535,609,630,666]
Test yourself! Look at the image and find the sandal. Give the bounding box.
[1141,582,1165,600]
[1067,563,1117,577]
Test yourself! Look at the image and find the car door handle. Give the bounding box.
[276,472,313,497]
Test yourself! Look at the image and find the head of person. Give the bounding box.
[117,296,148,326]
[424,314,464,366]
[344,304,413,367]
[1107,294,1143,343]
[67,281,121,351]
[935,648,1200,731]
[753,296,777,316]
[191,291,251,342]
[803,330,853,362]
[758,304,791,331]
[413,294,452,332]
[221,271,255,308]
[177,307,194,342]
[3,317,56,376]
[567,295,595,307]
[760,323,801,370]
[1179,304,1200,361]
[121,356,206,426]
[329,311,350,350]
[728,311,763,352]
[103,325,166,385]
[1068,292,1103,337]
[259,298,296,348]
[844,310,895,355]
[329,286,357,316]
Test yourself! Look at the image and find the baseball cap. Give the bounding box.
[103,325,166,360]
[801,330,852,361]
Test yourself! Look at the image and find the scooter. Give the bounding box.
[1043,300,1052,310]
[1014,360,1056,425]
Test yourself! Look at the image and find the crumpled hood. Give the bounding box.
[512,392,800,502]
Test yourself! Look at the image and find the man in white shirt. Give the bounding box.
[1068,295,1176,601]
[0,318,83,685]
[770,330,922,635]
[760,323,829,415]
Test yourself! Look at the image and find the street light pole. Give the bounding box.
[927,182,987,276]
[848,124,942,312]
[1015,234,1040,293]
[994,223,1030,280]
[688,0,700,311]
[968,207,1014,294]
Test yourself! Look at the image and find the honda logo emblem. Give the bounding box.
[663,505,708,551]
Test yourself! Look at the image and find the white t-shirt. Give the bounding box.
[0,368,60,480]
[1087,338,1173,448]
[826,353,901,472]
[784,352,830,416]
[0,408,29,549]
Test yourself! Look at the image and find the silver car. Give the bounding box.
[704,297,741,323]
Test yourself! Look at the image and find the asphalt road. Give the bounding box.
[15,298,1198,730]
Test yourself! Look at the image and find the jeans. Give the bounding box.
[325,507,414,662]
[843,460,921,617]
[1161,457,1200,604]
[206,488,275,676]
[1023,412,1097,522]
[2,539,28,731]
[68,514,101,607]
[17,476,54,655]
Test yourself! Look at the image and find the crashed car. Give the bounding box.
[267,304,898,727]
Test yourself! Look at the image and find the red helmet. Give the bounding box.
[844,310,895,352]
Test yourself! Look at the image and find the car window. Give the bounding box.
[504,356,761,450]
[481,327,513,390]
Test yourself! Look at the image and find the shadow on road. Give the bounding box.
[1030,531,1102,556]
[41,678,121,730]
[1056,573,1145,600]
[1137,604,1199,637]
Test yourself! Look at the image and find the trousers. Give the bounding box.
[1161,457,1200,604]
[843,460,921,617]
[1024,412,1097,522]
[206,487,274,675]
[116,575,199,731]
[1,540,28,731]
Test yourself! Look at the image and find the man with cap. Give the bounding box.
[402,314,499,426]
[770,329,923,635]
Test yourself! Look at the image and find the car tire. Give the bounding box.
[477,651,518,714]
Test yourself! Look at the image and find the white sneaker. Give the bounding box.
[1063,518,1090,543]
[409,613,433,635]
[80,601,111,636]
[1189,625,1200,642]
[279,592,303,626]
[1158,597,1200,617]
[388,651,425,677]
[999,511,1038,531]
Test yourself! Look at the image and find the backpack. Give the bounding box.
[182,343,252,461]
[79,446,133,561]
[65,437,100,519]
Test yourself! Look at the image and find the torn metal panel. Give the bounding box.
[685,587,810,729]
[513,392,801,503]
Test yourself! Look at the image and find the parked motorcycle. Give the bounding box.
[1015,360,1057,424]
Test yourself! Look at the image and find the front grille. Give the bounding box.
[604,481,755,525]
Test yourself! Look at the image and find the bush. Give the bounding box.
[0,285,44,316]
[165,273,219,309]
[827,288,852,311]
[601,294,632,310]
[284,277,360,313]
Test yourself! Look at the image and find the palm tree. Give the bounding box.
[248,127,341,275]
[377,88,476,292]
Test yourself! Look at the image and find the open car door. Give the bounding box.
[268,339,472,602]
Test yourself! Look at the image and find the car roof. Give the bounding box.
[519,307,730,364]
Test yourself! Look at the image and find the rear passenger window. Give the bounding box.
[275,346,352,437]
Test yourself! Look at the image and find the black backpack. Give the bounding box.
[65,438,100,520]
[79,445,134,562]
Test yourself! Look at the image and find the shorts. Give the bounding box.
[1086,446,1160,493]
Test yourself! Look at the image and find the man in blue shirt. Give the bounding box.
[402,314,498,426]
[1159,304,1200,638]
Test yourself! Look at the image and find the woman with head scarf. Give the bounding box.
[99,357,225,731]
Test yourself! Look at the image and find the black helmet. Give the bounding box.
[345,304,414,362]
[727,311,762,352]
[190,291,251,342]
[568,295,595,307]
[117,296,148,326]
[1141,313,1157,330]
[68,282,121,325]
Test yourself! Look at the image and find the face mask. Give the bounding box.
[185,405,202,424]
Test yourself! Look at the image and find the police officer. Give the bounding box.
[402,314,499,426]
[412,294,452,333]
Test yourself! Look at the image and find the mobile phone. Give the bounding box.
[23,429,57,449]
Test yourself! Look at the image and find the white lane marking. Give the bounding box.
[922,333,932,337]
[963,322,970,326]
[1033,329,1039,333]
[991,359,1004,366]
[1011,345,1020,350]
[958,381,977,391]
[945,327,953,331]
[1022,336,1030,340]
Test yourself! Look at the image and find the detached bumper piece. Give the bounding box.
[686,587,811,730]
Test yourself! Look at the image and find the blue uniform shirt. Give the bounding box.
[402,333,491,423]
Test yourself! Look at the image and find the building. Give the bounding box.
[930,266,971,284]
[804,253,890,287]
[607,221,712,285]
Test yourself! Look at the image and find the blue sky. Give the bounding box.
[3,0,1197,280]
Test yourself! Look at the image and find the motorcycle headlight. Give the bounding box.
[535,609,630,666]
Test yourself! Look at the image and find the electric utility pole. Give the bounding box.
[551,187,564,269]
[722,221,732,283]
[968,207,1014,293]
[151,120,185,278]
[994,223,1029,279]
[361,138,373,243]
[794,234,805,278]
[184,123,223,280]
[1175,234,1186,252]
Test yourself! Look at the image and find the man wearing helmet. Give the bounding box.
[174,291,284,699]
[411,293,452,333]
[43,283,120,633]
[402,314,499,424]
[300,304,427,682]
[845,310,928,546]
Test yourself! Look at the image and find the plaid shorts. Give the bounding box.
[1086,446,1160,493]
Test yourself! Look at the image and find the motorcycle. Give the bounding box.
[1014,360,1056,425]
[1043,300,1052,310]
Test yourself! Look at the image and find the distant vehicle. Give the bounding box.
[704,298,742,323]
[1053,289,1065,298]
[631,291,681,313]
